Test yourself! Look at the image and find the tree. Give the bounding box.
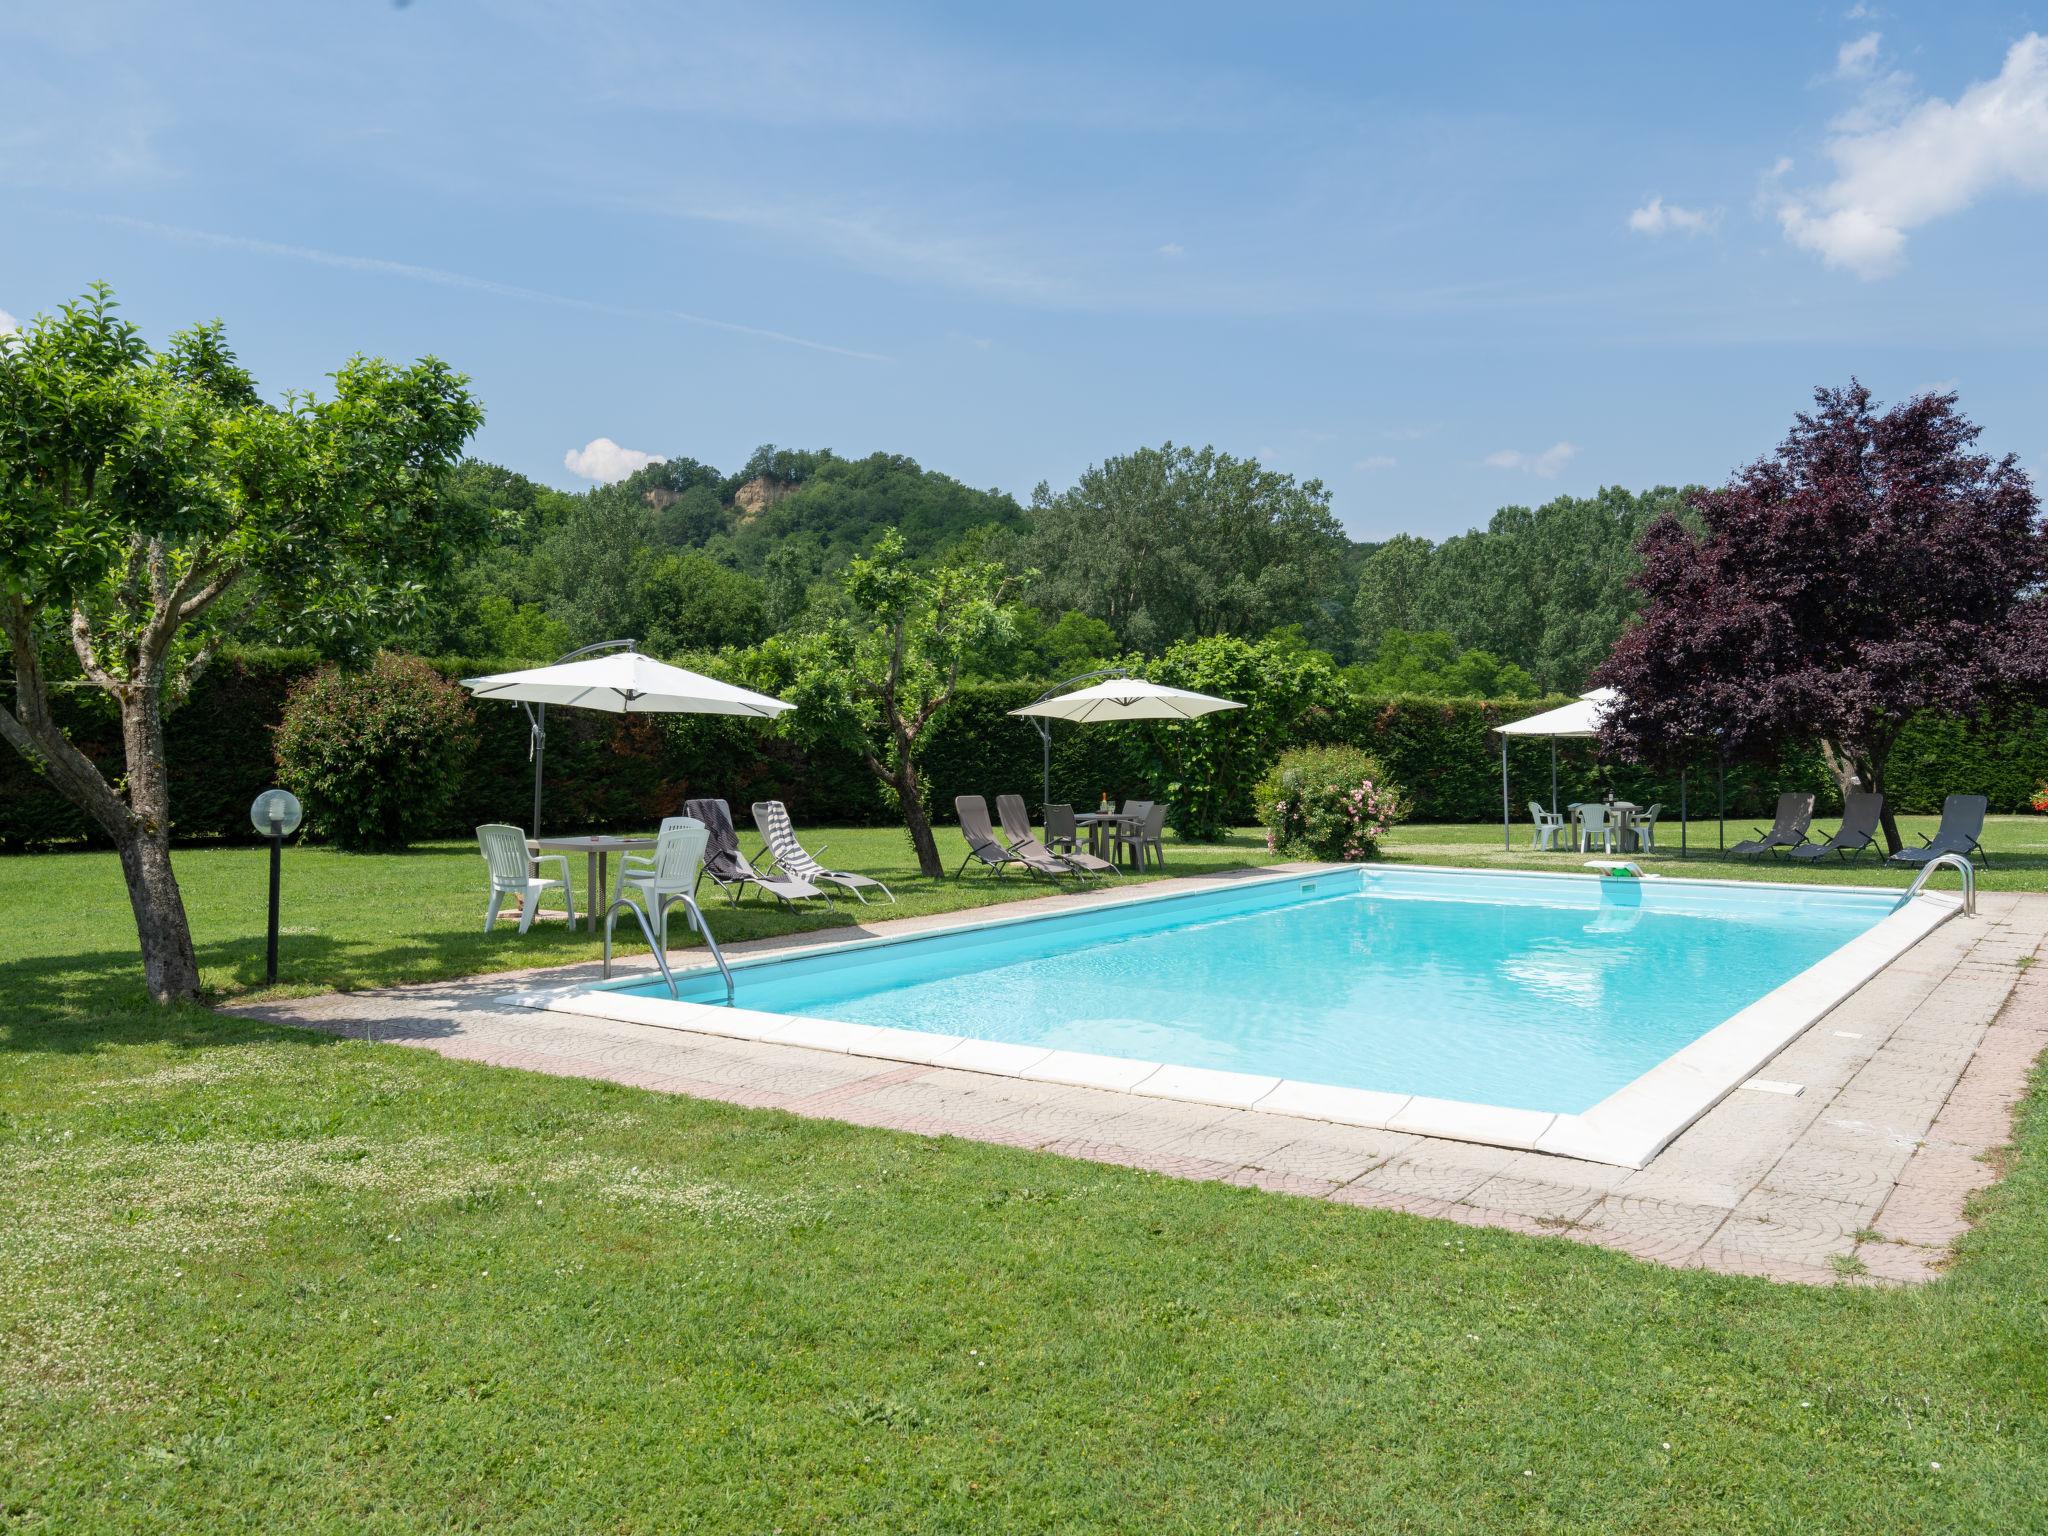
[781,533,1013,878]
[1027,443,1350,650]
[1351,534,1436,650]
[1597,383,2045,853]
[0,287,483,1001]
[1349,628,1537,698]
[1147,633,1346,840]
[637,552,768,655]
[1352,488,1686,690]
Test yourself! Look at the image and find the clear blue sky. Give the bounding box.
[6,1,2046,540]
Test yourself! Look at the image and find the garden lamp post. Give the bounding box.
[250,789,303,985]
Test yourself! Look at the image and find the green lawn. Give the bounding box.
[3,820,2045,1532]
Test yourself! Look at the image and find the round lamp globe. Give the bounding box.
[250,789,303,837]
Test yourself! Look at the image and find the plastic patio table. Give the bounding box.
[530,834,655,931]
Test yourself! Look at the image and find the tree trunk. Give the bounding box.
[114,822,204,1003]
[117,674,204,1002]
[897,763,944,880]
[1818,740,1861,807]
[1858,750,1903,856]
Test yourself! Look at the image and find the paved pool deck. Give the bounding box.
[227,868,2048,1286]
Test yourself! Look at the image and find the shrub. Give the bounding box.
[1256,745,1405,861]
[2034,783,2048,814]
[275,653,476,851]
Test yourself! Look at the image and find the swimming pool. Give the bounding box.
[520,866,1959,1167]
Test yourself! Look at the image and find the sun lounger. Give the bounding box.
[956,795,1067,878]
[996,794,1116,876]
[1888,793,1991,869]
[1729,793,1814,857]
[683,797,825,905]
[752,800,894,903]
[1788,792,1884,861]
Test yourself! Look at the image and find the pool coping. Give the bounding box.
[503,862,1963,1169]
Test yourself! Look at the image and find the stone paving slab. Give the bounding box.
[226,877,2048,1288]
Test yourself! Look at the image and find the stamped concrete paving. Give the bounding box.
[229,872,2048,1286]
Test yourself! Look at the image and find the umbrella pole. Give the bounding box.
[1550,738,1557,814]
[1501,737,1510,851]
[1680,766,1687,858]
[1039,719,1052,818]
[528,702,546,839]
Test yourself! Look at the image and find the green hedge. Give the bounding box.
[3,653,2042,850]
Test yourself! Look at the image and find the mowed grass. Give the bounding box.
[3,818,2046,1532]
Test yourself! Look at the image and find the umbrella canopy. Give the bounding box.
[1496,686,1617,739]
[462,648,792,837]
[1009,677,1245,724]
[460,651,793,717]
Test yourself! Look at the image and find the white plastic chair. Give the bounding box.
[1528,800,1566,850]
[1633,803,1662,852]
[616,818,709,952]
[1577,803,1616,855]
[477,824,574,934]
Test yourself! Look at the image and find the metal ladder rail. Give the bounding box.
[1899,851,1976,916]
[601,895,736,1005]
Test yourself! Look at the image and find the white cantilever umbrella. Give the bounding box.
[461,643,793,835]
[1009,672,1245,808]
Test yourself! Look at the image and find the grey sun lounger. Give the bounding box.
[683,797,825,905]
[955,796,1069,879]
[1788,792,1885,861]
[752,800,894,904]
[1729,792,1814,857]
[996,794,1116,877]
[1888,793,1991,869]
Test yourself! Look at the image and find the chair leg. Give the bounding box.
[517,888,538,935]
[485,890,505,934]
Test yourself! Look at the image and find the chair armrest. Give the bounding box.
[530,852,570,876]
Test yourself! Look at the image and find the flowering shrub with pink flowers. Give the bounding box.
[1255,745,1406,862]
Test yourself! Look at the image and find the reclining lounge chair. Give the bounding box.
[1730,793,1814,858]
[1888,794,1991,869]
[1788,792,1884,862]
[955,795,1069,879]
[752,800,894,904]
[683,797,825,905]
[996,794,1116,877]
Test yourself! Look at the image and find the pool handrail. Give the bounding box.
[602,893,736,1003]
[1899,851,1975,916]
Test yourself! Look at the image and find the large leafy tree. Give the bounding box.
[1349,628,1537,699]
[1354,487,1684,691]
[0,287,484,1001]
[781,533,1013,878]
[1598,383,2045,853]
[1027,443,1350,651]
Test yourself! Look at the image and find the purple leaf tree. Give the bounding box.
[1597,382,2046,854]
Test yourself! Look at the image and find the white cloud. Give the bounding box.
[1836,32,1882,79]
[0,308,16,336]
[1355,454,1398,471]
[1157,242,1185,259]
[1778,33,2048,277]
[1627,196,1717,236]
[1484,442,1578,478]
[563,438,660,482]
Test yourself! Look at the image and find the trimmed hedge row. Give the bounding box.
[3,653,2043,849]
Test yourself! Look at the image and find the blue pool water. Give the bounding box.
[628,870,1898,1114]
